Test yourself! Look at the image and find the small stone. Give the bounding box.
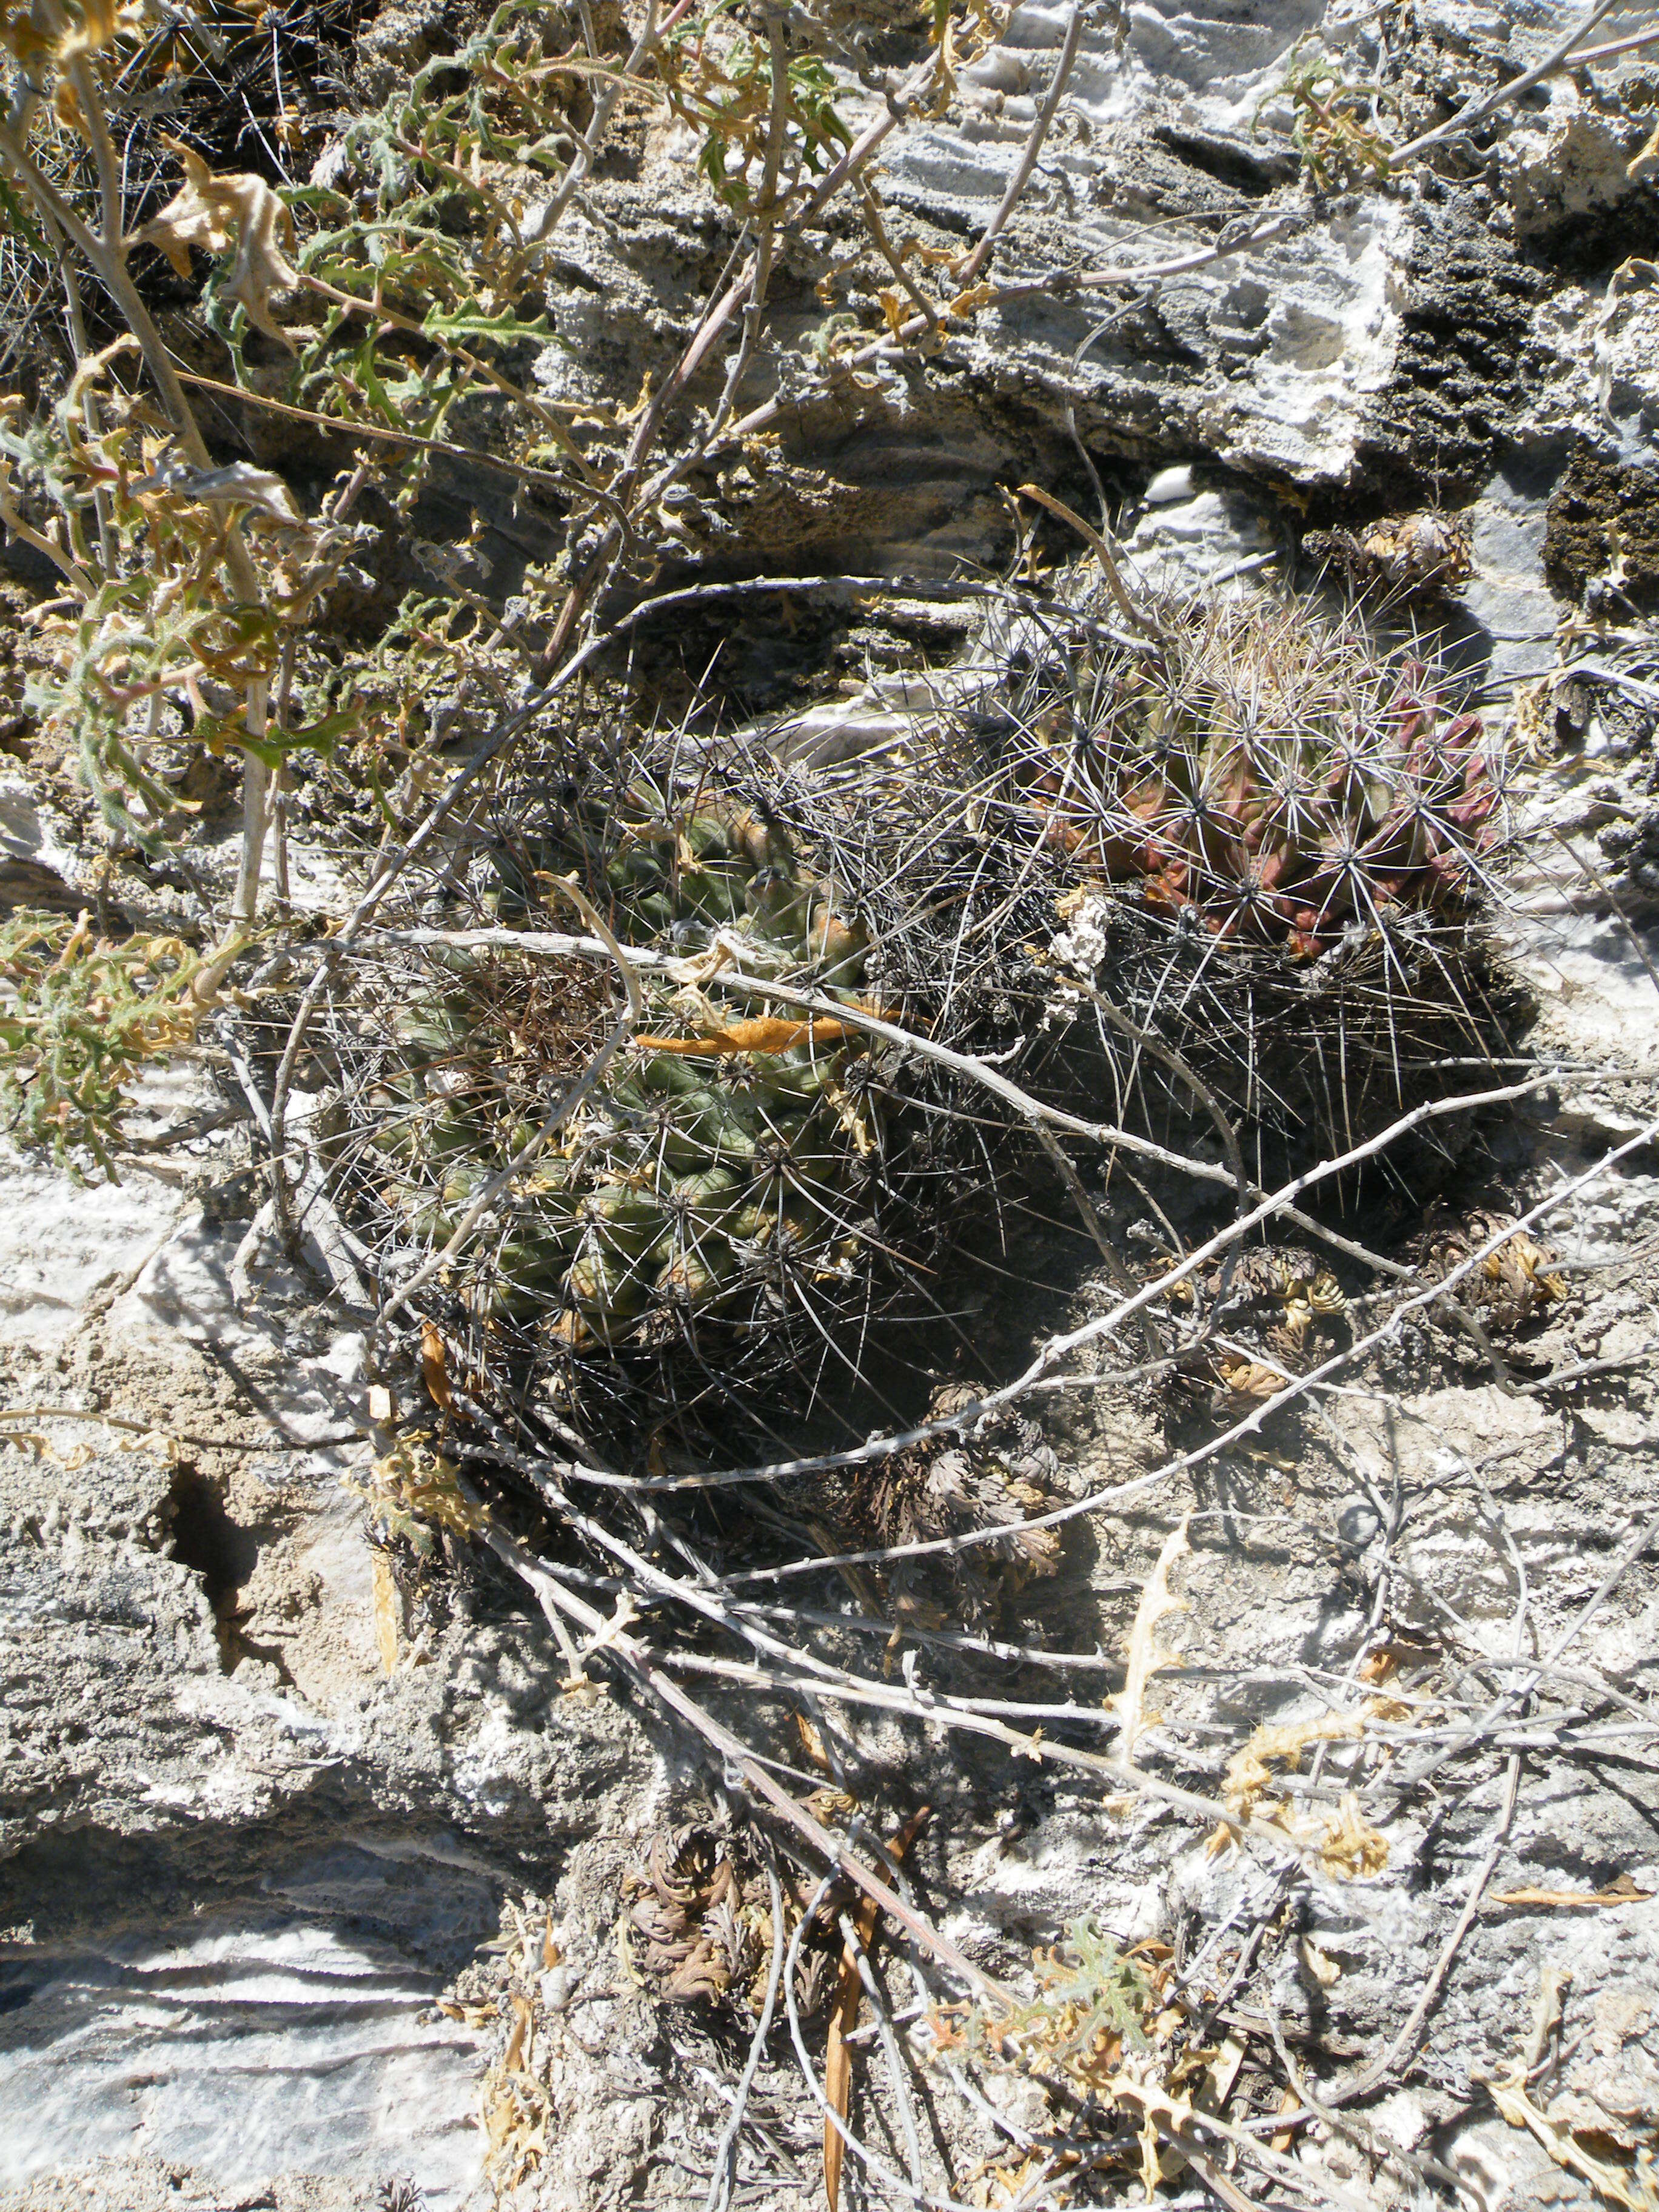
[1143,464,1195,506]
[1336,1496,1382,1549]
[540,1964,578,2012]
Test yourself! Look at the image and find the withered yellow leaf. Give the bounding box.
[794,1712,833,1775]
[635,1016,851,1057]
[130,141,300,346]
[370,1551,400,1678]
[420,1321,454,1413]
[1321,1791,1389,1878]
[1110,1514,1190,1762]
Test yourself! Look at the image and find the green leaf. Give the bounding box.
[422,304,556,346]
[0,173,46,259]
[196,705,356,768]
[247,705,358,768]
[282,182,354,216]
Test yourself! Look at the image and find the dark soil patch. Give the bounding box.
[1521,179,1659,278]
[1351,195,1541,509]
[1544,440,1659,612]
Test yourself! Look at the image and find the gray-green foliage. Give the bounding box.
[0,910,212,1178]
[962,1917,1154,2093]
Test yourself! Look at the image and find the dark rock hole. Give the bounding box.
[164,1469,292,1683]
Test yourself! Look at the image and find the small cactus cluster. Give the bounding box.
[1007,601,1507,957]
[343,594,1521,1455]
[358,780,907,1438]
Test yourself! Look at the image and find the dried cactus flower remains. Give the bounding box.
[826,1414,1064,1627]
[1304,508,1475,601]
[621,1826,771,2008]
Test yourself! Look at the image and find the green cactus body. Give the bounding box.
[364,788,890,1399]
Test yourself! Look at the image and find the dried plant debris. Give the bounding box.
[945,1922,1262,2202]
[1158,1242,1352,1403]
[350,1431,490,1560]
[1412,1207,1572,1331]
[1257,33,1399,189]
[131,139,301,345]
[1304,508,1475,602]
[1484,1972,1659,2212]
[621,1826,774,2009]
[444,1838,859,2205]
[1219,1704,1399,1871]
[818,1406,1062,1629]
[437,1894,567,2196]
[956,1918,1156,2093]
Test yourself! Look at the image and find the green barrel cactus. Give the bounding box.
[354,780,902,1438]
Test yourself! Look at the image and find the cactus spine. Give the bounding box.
[1008,602,1506,955]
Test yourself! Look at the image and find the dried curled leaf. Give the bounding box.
[1216,1707,1396,1875]
[1,0,139,67]
[349,1434,489,1557]
[1223,1708,1369,1818]
[1492,1876,1654,1909]
[130,141,300,344]
[1215,1354,1291,1399]
[135,451,303,527]
[1319,1791,1389,1878]
[420,1321,455,1413]
[633,1014,854,1056]
[1111,1514,1189,1761]
[1487,1230,1568,1306]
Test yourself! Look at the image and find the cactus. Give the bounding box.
[1004,599,1507,958]
[949,586,1526,1182]
[352,779,905,1444]
[342,596,1521,1453]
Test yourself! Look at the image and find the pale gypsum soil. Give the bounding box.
[3,0,1659,2207]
